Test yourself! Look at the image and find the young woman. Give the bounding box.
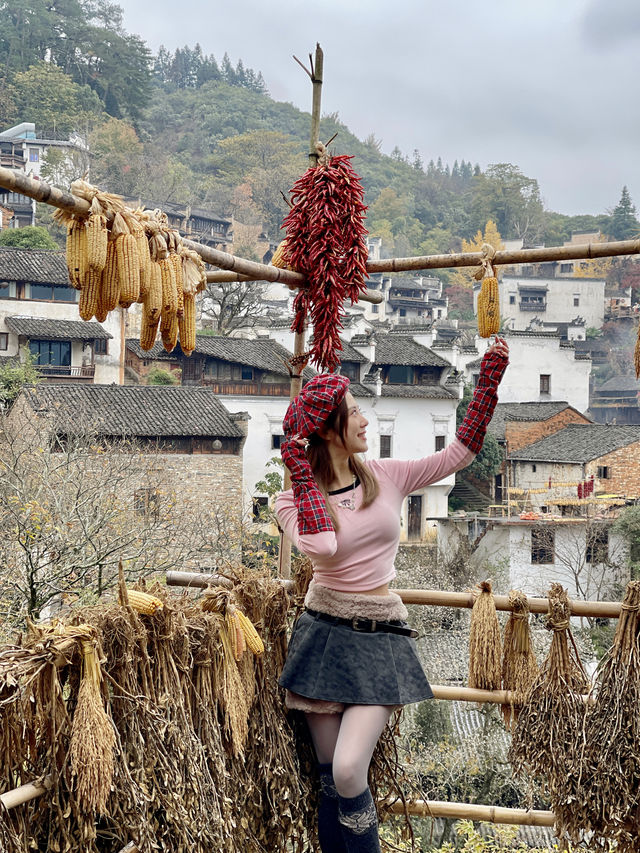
[276,337,509,852]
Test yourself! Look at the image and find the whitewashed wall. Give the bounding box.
[466,334,591,413]
[494,275,605,331]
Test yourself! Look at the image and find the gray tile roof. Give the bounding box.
[487,401,585,440]
[20,384,243,438]
[373,337,450,367]
[126,336,304,377]
[367,382,457,400]
[509,423,640,463]
[597,374,640,392]
[0,247,70,285]
[5,316,112,340]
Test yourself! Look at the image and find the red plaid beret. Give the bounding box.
[283,374,350,439]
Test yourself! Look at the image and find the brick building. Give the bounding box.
[508,424,640,509]
[8,384,247,550]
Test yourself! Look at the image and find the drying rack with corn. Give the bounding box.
[55,180,207,356]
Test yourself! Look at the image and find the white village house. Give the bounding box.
[0,247,122,384]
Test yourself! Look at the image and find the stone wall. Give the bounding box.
[586,440,640,499]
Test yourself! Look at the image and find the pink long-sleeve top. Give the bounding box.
[275,438,474,592]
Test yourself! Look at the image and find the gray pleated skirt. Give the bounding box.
[278,582,433,708]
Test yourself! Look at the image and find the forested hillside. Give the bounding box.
[1,0,637,262]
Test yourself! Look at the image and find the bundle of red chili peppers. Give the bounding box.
[282,152,368,372]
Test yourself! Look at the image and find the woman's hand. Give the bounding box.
[486,335,509,360]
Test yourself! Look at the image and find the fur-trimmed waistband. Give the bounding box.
[304,580,408,621]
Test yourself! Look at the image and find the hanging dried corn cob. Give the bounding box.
[501,589,539,729]
[128,214,152,302]
[179,293,196,356]
[236,609,265,656]
[226,607,247,661]
[468,580,502,692]
[140,262,163,351]
[79,269,101,321]
[168,233,185,317]
[98,237,120,315]
[475,244,500,337]
[65,219,87,289]
[270,239,294,271]
[85,198,108,275]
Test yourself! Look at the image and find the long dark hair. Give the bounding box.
[306,397,379,530]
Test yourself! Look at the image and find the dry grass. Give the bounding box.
[468,581,502,692]
[0,567,412,852]
[501,590,539,729]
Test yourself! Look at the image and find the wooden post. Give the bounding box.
[278,44,325,580]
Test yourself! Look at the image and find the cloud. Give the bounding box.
[582,0,640,47]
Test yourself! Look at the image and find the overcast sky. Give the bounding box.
[118,0,640,218]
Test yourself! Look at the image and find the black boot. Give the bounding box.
[337,787,381,853]
[317,763,347,852]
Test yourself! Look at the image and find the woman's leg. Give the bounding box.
[332,705,394,853]
[305,712,347,852]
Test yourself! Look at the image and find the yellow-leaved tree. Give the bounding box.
[449,220,505,288]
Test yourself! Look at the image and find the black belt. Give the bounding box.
[305,608,418,638]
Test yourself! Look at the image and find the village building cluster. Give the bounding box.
[2,118,640,603]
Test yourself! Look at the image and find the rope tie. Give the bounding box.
[314,141,330,167]
[475,242,497,281]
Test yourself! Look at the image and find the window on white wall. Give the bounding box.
[380,435,392,458]
[540,374,550,394]
[435,435,446,452]
[531,527,554,564]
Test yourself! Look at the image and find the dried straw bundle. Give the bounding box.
[468,580,502,691]
[68,638,116,813]
[501,590,539,729]
[509,583,590,839]
[560,580,640,849]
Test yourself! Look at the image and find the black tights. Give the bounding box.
[306,706,393,852]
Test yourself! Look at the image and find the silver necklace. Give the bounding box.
[337,475,357,511]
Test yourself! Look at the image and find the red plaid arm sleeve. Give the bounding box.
[281,438,335,535]
[456,350,509,454]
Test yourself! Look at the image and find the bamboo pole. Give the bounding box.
[382,798,556,827]
[2,165,639,280]
[164,571,622,618]
[0,774,555,829]
[205,269,384,304]
[0,777,52,810]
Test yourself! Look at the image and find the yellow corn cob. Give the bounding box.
[85,213,108,272]
[158,257,177,317]
[178,293,196,356]
[125,589,164,615]
[95,306,108,323]
[270,239,293,270]
[133,226,152,302]
[145,262,163,324]
[169,251,185,317]
[117,233,141,308]
[477,276,500,337]
[236,609,264,656]
[98,239,120,314]
[65,221,86,289]
[160,311,179,353]
[79,269,100,321]
[226,609,246,661]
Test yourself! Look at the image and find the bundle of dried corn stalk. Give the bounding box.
[509,583,590,842]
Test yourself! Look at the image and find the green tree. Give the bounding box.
[0,348,40,407]
[473,164,544,244]
[609,186,640,241]
[9,63,103,136]
[0,226,59,250]
[147,367,179,386]
[89,117,145,195]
